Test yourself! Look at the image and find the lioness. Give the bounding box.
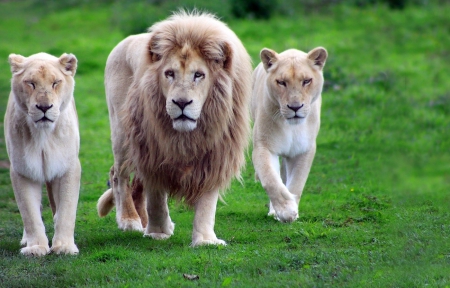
[97,11,252,246]
[251,47,328,222]
[4,52,80,256]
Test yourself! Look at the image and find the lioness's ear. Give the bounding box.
[260,48,278,72]
[307,47,328,70]
[59,53,78,76]
[8,54,26,75]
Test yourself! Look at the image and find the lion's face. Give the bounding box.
[9,53,77,130]
[160,48,212,132]
[261,47,327,125]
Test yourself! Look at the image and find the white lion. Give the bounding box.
[97,11,252,246]
[4,52,80,256]
[251,47,328,222]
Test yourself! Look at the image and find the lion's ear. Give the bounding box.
[260,48,278,72]
[8,54,26,75]
[59,53,78,76]
[307,47,328,70]
[148,34,162,63]
[220,41,233,71]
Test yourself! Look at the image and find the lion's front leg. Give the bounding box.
[252,147,298,223]
[144,190,174,240]
[48,161,80,255]
[191,190,226,246]
[10,170,49,256]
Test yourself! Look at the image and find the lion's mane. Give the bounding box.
[122,12,252,205]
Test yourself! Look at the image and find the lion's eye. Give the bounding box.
[27,82,35,89]
[165,70,174,78]
[52,80,60,89]
[276,80,286,87]
[303,79,312,86]
[194,72,204,80]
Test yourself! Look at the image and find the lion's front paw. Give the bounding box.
[269,198,298,223]
[191,238,227,247]
[20,245,50,257]
[118,218,144,232]
[51,242,79,255]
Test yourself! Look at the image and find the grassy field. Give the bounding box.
[0,1,449,287]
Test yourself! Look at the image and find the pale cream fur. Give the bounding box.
[4,52,80,256]
[97,11,252,246]
[251,47,328,222]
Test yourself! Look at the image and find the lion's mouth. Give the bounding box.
[175,114,196,122]
[36,116,54,123]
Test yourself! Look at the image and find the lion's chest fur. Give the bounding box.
[7,106,79,183]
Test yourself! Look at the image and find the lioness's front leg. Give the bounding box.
[10,170,49,256]
[144,190,174,240]
[191,190,226,246]
[252,147,298,223]
[284,145,316,205]
[48,161,81,255]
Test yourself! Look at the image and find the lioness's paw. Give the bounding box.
[144,232,172,240]
[270,199,298,223]
[191,238,227,247]
[20,245,50,257]
[118,218,143,232]
[51,243,79,255]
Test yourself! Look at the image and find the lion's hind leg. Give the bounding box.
[108,165,143,232]
[131,177,148,229]
[144,190,174,240]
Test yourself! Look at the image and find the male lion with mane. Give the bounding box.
[97,11,252,246]
[251,47,328,223]
[5,52,80,256]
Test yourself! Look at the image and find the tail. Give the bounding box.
[97,188,115,217]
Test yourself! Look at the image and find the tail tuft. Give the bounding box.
[97,189,115,217]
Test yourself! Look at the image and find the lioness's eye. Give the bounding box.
[276,80,286,87]
[303,79,312,86]
[52,80,60,89]
[194,72,204,80]
[165,70,174,78]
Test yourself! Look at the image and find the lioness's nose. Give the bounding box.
[36,104,53,113]
[287,104,304,112]
[172,99,193,110]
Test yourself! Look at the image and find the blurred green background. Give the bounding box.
[0,0,449,287]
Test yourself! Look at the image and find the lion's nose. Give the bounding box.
[36,104,53,113]
[172,99,193,110]
[287,104,304,112]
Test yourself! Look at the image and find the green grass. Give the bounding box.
[1,1,449,287]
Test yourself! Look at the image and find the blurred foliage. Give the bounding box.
[109,0,233,35]
[26,0,445,35]
[230,0,277,19]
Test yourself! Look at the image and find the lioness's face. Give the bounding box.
[262,48,327,125]
[9,53,77,130]
[161,48,212,132]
